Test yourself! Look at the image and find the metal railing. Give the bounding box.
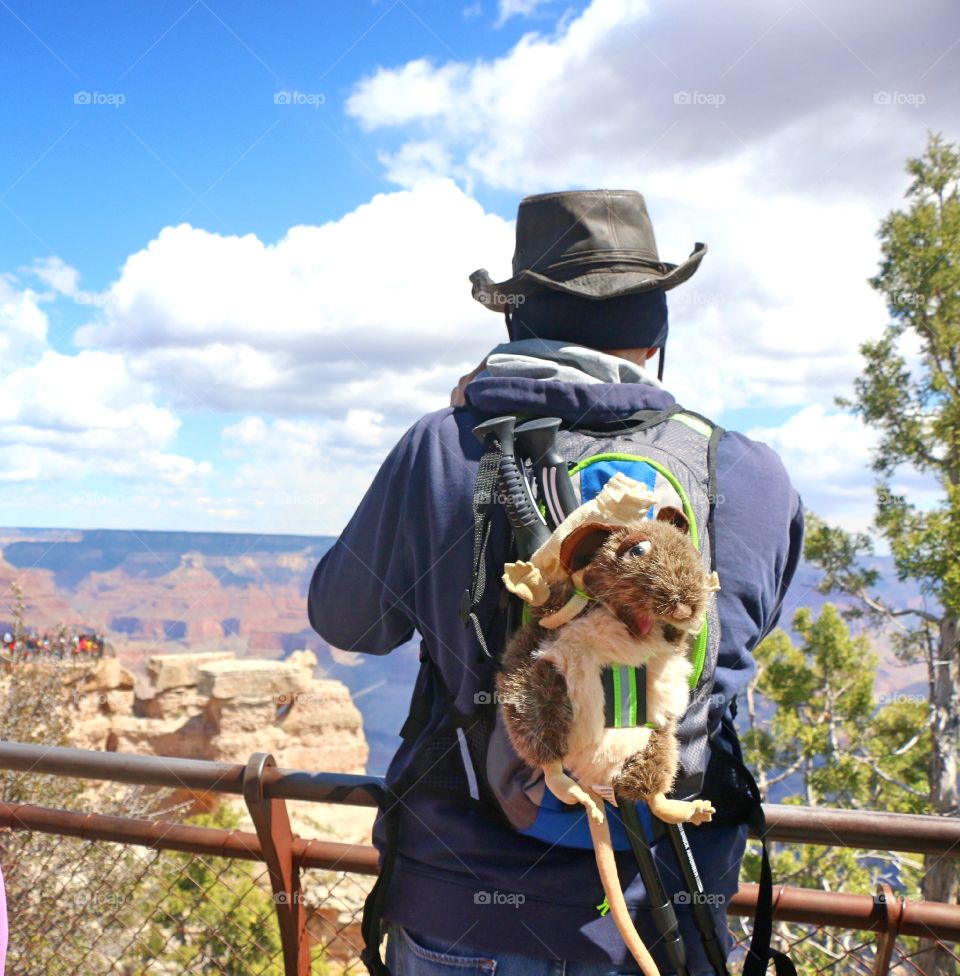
[0,741,958,974]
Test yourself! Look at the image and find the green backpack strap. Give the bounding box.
[602,664,656,729]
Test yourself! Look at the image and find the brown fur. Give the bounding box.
[499,517,709,785]
[614,722,679,800]
[531,578,579,618]
[661,623,684,645]
[496,622,572,766]
[582,519,709,639]
[498,515,715,976]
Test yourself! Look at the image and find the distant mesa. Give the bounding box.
[0,526,417,778]
[71,648,373,780]
[0,646,369,782]
[0,527,337,652]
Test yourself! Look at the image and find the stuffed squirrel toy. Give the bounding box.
[496,474,720,976]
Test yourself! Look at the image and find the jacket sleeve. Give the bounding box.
[307,426,418,655]
[709,431,804,728]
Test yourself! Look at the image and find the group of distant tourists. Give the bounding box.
[1,630,106,661]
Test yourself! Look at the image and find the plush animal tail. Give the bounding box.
[587,813,661,976]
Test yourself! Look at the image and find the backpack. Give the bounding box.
[476,406,723,851]
[361,405,796,976]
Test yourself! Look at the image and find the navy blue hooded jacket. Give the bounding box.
[308,373,803,968]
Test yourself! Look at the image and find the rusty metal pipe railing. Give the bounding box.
[4,796,960,946]
[730,883,960,943]
[0,744,382,976]
[3,742,959,856]
[0,799,263,860]
[762,803,960,858]
[4,740,960,972]
[0,799,380,873]
[0,741,384,807]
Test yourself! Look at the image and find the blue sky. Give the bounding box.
[0,0,547,280]
[1,0,957,535]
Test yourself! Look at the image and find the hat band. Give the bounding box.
[519,248,666,277]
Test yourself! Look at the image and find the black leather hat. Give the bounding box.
[470,189,706,312]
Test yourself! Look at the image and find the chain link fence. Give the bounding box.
[2,824,284,974]
[0,822,375,975]
[301,868,373,973]
[1,754,958,975]
[4,818,953,976]
[727,917,960,975]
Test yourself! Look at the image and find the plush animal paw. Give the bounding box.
[544,765,605,823]
[685,799,716,825]
[647,793,716,826]
[502,561,550,606]
[595,473,656,522]
[596,476,649,519]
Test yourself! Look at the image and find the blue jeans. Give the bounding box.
[385,921,717,976]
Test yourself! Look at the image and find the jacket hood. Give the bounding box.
[464,375,677,425]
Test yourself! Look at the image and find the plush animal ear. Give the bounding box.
[657,506,690,535]
[559,522,617,575]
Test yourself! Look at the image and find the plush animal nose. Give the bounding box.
[672,603,693,620]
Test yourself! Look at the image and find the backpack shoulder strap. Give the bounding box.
[702,726,798,976]
[670,408,725,576]
[572,404,683,436]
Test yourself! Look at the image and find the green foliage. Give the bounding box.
[806,134,960,973]
[131,804,289,975]
[741,605,928,962]
[803,514,878,609]
[838,132,960,616]
[800,136,959,974]
[745,605,928,817]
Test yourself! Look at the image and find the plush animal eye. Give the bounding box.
[627,540,652,558]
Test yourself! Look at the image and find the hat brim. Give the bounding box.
[470,243,706,312]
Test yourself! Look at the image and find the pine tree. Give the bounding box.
[742,606,928,971]
[804,132,960,975]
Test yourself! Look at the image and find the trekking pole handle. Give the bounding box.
[473,416,550,559]
[514,417,580,526]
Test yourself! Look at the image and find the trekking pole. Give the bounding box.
[473,416,551,559]
[514,417,580,530]
[655,818,731,975]
[617,795,690,976]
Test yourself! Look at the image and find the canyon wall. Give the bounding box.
[57,649,374,844]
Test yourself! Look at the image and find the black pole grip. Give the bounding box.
[473,416,550,560]
[498,453,550,557]
[474,416,517,455]
[515,417,580,524]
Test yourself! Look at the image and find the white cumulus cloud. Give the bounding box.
[747,405,942,532]
[76,180,516,421]
[347,0,958,197]
[218,410,409,533]
[0,271,207,490]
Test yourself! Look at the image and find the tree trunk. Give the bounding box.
[918,615,960,976]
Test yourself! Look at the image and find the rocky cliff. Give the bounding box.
[61,649,374,844]
[0,528,422,776]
